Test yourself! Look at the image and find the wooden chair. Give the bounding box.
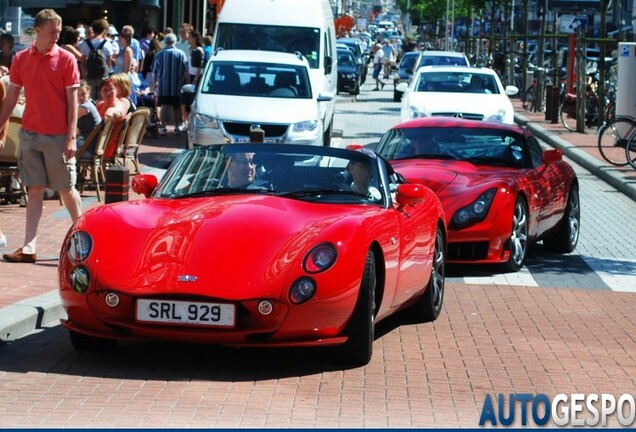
[119,107,150,175]
[0,116,28,205]
[100,115,129,174]
[75,118,116,202]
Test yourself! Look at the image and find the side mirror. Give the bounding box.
[405,68,413,75]
[505,85,519,96]
[395,183,426,206]
[325,56,332,74]
[132,174,159,198]
[181,84,196,94]
[542,148,562,164]
[317,91,334,102]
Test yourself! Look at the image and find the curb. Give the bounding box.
[0,290,66,342]
[514,112,636,203]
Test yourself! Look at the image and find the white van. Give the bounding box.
[213,0,337,146]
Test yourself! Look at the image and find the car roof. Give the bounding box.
[393,117,525,134]
[422,50,468,58]
[415,65,497,76]
[210,49,310,67]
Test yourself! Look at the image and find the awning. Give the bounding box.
[10,0,67,6]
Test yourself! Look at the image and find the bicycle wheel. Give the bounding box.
[627,133,636,170]
[598,117,636,166]
[560,105,577,132]
[522,86,534,110]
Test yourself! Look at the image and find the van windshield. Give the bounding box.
[216,23,321,69]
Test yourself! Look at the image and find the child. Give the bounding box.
[76,80,102,158]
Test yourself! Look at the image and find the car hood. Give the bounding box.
[391,159,520,196]
[194,94,320,123]
[82,196,369,299]
[338,65,358,74]
[406,92,514,122]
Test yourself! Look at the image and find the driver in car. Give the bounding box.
[226,152,270,190]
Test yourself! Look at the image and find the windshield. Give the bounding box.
[155,144,386,205]
[200,61,312,98]
[414,72,500,94]
[216,23,321,69]
[337,51,355,67]
[377,127,530,168]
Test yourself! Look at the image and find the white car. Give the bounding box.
[396,66,519,124]
[185,50,334,147]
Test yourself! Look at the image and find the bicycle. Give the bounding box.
[597,115,636,166]
[625,127,636,170]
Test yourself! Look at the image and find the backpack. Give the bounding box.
[85,40,108,79]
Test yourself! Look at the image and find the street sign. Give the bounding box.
[558,15,588,34]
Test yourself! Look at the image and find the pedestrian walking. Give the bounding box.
[151,32,188,135]
[372,43,385,91]
[0,8,82,264]
[80,18,116,100]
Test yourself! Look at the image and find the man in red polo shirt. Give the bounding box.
[0,9,81,263]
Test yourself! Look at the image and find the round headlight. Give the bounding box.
[70,265,90,294]
[303,243,337,273]
[67,231,92,262]
[289,277,316,304]
[473,200,487,214]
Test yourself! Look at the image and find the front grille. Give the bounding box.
[223,121,289,138]
[447,242,489,260]
[432,112,484,121]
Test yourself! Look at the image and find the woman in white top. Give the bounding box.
[113,32,134,75]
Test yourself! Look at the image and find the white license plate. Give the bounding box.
[136,299,235,328]
[234,136,280,144]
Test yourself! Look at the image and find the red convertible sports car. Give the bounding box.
[59,144,446,366]
[375,117,579,272]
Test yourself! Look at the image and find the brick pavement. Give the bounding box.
[0,96,636,428]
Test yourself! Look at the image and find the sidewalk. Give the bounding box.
[0,132,186,341]
[512,99,636,202]
[1,103,636,342]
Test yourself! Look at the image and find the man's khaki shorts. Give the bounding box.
[18,129,77,191]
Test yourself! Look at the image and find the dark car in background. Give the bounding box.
[393,51,422,101]
[337,37,368,84]
[337,48,361,95]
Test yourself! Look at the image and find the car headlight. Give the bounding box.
[289,277,317,304]
[451,188,497,229]
[303,242,337,273]
[67,231,92,262]
[409,106,427,119]
[292,120,319,132]
[485,109,507,123]
[345,73,355,79]
[70,265,90,294]
[192,113,219,130]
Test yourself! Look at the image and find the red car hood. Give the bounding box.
[391,159,520,196]
[81,195,370,299]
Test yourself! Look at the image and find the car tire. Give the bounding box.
[543,183,580,253]
[411,226,445,322]
[69,330,117,350]
[339,250,376,366]
[503,197,529,272]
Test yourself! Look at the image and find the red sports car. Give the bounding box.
[375,117,580,272]
[59,144,446,366]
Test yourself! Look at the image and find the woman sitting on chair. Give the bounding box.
[97,76,130,160]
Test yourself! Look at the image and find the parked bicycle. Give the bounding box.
[597,115,636,167]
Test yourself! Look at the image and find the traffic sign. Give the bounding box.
[558,15,588,34]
